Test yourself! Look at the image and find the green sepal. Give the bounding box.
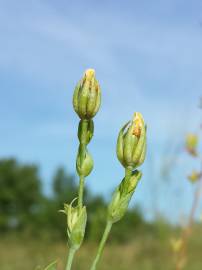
[137,140,147,166]
[78,78,89,118]
[72,81,81,115]
[60,201,87,250]
[86,78,98,117]
[76,148,93,177]
[132,124,146,165]
[91,83,101,118]
[108,170,142,223]
[108,187,131,223]
[68,206,87,249]
[116,122,129,167]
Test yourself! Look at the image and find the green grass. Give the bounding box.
[1,227,202,270]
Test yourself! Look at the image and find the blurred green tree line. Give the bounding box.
[0,158,149,243]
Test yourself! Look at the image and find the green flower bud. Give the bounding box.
[60,201,87,250]
[117,112,147,169]
[78,119,94,145]
[108,170,142,223]
[73,69,101,119]
[76,148,94,176]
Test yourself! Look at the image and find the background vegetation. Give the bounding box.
[0,158,202,270]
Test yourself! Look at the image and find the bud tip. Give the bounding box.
[85,69,95,80]
[132,112,143,137]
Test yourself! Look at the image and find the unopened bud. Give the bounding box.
[170,238,183,253]
[188,170,201,183]
[76,148,93,177]
[117,113,147,169]
[108,170,142,223]
[185,133,198,157]
[73,69,101,119]
[60,201,87,250]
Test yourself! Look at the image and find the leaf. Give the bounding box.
[44,261,57,270]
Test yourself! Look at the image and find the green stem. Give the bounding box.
[125,167,132,180]
[78,174,85,212]
[65,247,76,270]
[90,221,113,270]
[77,120,88,212]
[80,143,86,164]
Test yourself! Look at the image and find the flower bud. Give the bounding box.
[60,201,87,250]
[185,133,198,157]
[170,238,183,253]
[78,119,94,145]
[188,170,201,183]
[73,69,101,119]
[108,170,142,223]
[117,112,146,169]
[76,148,93,176]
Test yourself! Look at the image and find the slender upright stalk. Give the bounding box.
[64,126,88,270]
[188,168,202,229]
[63,69,101,270]
[89,168,133,270]
[125,167,133,180]
[66,248,76,270]
[77,120,90,212]
[175,120,202,269]
[175,164,202,270]
[78,175,85,212]
[90,221,112,270]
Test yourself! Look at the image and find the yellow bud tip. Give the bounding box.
[132,112,144,137]
[170,238,183,253]
[84,69,95,80]
[188,170,200,182]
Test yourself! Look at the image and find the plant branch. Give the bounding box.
[90,221,112,270]
[175,163,202,270]
[78,175,85,212]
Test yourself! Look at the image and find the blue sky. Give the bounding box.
[0,0,202,221]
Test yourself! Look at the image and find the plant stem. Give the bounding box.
[90,168,132,270]
[77,120,88,212]
[90,221,112,270]
[65,247,76,270]
[175,164,202,270]
[125,167,132,180]
[78,174,85,212]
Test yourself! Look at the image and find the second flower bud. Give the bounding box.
[116,112,147,170]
